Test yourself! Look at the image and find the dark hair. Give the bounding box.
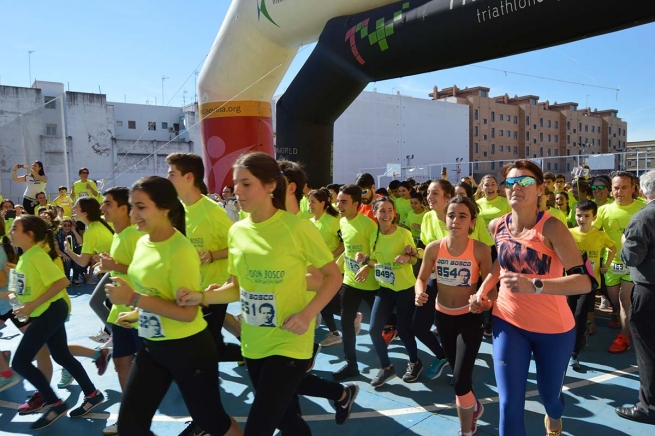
[76,197,114,234]
[446,196,480,233]
[399,181,413,192]
[574,180,592,200]
[1,199,15,209]
[375,188,389,197]
[543,172,556,182]
[555,174,566,181]
[0,219,17,264]
[575,199,598,216]
[339,184,363,207]
[555,192,570,214]
[279,160,307,204]
[165,152,205,190]
[34,161,45,176]
[431,179,455,199]
[611,171,636,185]
[308,189,338,218]
[410,191,423,202]
[104,186,131,213]
[131,176,186,235]
[37,207,59,230]
[405,177,416,187]
[355,173,375,189]
[78,167,89,176]
[501,160,544,184]
[223,185,234,194]
[58,186,67,192]
[371,197,395,251]
[455,181,475,198]
[16,215,58,261]
[591,175,611,190]
[233,152,286,211]
[36,191,47,199]
[388,180,401,190]
[326,183,340,194]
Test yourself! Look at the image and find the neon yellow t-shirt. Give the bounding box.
[406,209,427,245]
[128,230,206,341]
[44,244,71,313]
[228,210,334,360]
[15,245,66,317]
[107,225,144,325]
[476,196,511,227]
[340,213,379,291]
[81,221,113,255]
[593,201,645,266]
[239,210,249,221]
[53,195,74,218]
[394,198,412,225]
[569,227,615,278]
[298,196,312,220]
[421,210,447,245]
[311,212,341,253]
[548,207,568,225]
[370,227,416,291]
[72,179,99,201]
[184,196,233,289]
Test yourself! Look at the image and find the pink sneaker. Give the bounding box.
[18,391,46,415]
[471,399,484,434]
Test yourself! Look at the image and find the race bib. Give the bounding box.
[413,236,421,246]
[611,262,625,273]
[78,192,89,198]
[240,288,277,327]
[345,256,361,275]
[8,269,26,296]
[436,261,473,287]
[138,309,166,338]
[374,264,396,285]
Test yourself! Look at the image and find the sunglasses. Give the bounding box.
[503,176,538,189]
[361,189,369,195]
[590,185,607,191]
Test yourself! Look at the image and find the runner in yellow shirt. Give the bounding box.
[71,167,98,201]
[476,175,511,228]
[406,192,427,247]
[53,186,74,218]
[394,181,413,225]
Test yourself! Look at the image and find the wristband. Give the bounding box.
[131,293,141,309]
[128,292,137,307]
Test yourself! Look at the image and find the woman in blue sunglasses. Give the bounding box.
[471,160,592,436]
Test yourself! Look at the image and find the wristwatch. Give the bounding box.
[532,278,544,294]
[362,255,370,267]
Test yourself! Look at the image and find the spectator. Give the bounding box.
[53,186,74,218]
[12,161,47,215]
[71,167,99,201]
[55,217,84,286]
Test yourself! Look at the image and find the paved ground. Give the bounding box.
[0,283,652,435]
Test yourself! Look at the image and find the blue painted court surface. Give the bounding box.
[0,284,652,436]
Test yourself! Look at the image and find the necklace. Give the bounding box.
[380,224,395,235]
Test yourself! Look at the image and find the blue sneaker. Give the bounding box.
[0,373,20,393]
[57,369,73,389]
[426,358,449,379]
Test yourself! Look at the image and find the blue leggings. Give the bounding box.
[493,316,575,436]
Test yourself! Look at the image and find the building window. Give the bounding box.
[481,90,488,97]
[483,151,487,157]
[554,149,559,156]
[514,116,518,124]
[474,109,478,120]
[567,121,570,130]
[554,163,558,170]
[547,134,551,142]
[531,98,537,105]
[116,121,123,127]
[499,145,504,152]
[579,123,582,131]
[474,162,479,170]
[474,126,478,136]
[585,125,588,132]
[547,120,551,128]
[45,96,57,109]
[526,132,530,141]
[540,118,544,127]
[499,114,503,121]
[483,134,488,140]
[128,121,136,129]
[578,136,582,144]
[591,138,595,146]
[573,128,576,133]
[45,124,57,136]
[491,162,495,170]
[514,146,518,155]
[499,129,503,137]
[591,125,595,133]
[483,119,487,124]
[162,122,168,130]
[491,112,495,122]
[491,128,495,138]
[148,122,156,131]
[609,127,612,135]
[547,149,552,157]
[547,163,551,170]
[491,144,495,154]
[540,147,543,157]
[513,131,518,139]
[533,124,537,130]
[526,146,530,155]
[540,132,544,142]
[567,135,570,144]
[526,116,530,125]
[567,149,571,156]
[555,121,559,129]
[609,139,612,148]
[554,135,558,143]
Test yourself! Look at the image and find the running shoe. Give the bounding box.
[72,279,82,287]
[402,359,423,383]
[333,363,360,381]
[57,369,73,389]
[426,358,449,379]
[608,334,630,354]
[599,297,610,310]
[320,332,343,347]
[103,423,119,435]
[179,421,209,436]
[370,366,396,388]
[18,391,46,415]
[483,323,493,337]
[354,312,363,335]
[471,399,485,434]
[0,373,20,393]
[569,355,581,370]
[95,349,112,376]
[89,329,111,343]
[306,343,321,372]
[2,350,12,365]
[30,400,69,430]
[544,416,562,436]
[99,337,114,350]
[69,390,105,417]
[334,382,359,425]
[586,320,597,336]
[381,327,398,347]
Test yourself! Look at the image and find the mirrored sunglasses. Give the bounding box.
[503,176,537,189]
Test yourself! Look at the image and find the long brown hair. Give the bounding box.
[0,219,17,264]
[233,152,287,211]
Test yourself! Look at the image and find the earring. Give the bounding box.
[470,227,474,232]
[270,192,274,198]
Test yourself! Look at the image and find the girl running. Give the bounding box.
[104,176,240,436]
[416,196,492,436]
[356,197,421,387]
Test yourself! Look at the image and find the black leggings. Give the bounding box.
[320,292,342,332]
[117,328,232,436]
[412,278,446,359]
[340,284,376,365]
[203,303,243,362]
[23,197,37,215]
[567,292,593,355]
[12,299,96,404]
[245,354,312,436]
[435,310,484,397]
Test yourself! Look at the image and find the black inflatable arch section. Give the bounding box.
[276,0,655,186]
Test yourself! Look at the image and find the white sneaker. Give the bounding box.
[99,337,113,350]
[88,330,110,344]
[319,332,343,347]
[354,312,363,335]
[103,423,118,435]
[599,297,610,310]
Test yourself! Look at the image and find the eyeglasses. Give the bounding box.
[361,189,369,195]
[590,185,606,191]
[80,171,89,175]
[503,176,538,189]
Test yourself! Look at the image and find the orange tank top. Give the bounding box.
[493,212,574,334]
[435,238,480,288]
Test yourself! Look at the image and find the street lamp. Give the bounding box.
[456,157,463,179]
[405,154,414,167]
[162,76,169,106]
[28,50,35,86]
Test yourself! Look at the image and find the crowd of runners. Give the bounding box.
[1,153,654,436]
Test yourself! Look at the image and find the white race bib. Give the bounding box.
[374,264,396,285]
[611,262,625,273]
[78,192,90,198]
[9,269,26,296]
[138,309,167,338]
[436,262,474,287]
[240,288,278,327]
[345,256,361,275]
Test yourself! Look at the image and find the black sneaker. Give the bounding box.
[402,359,423,383]
[370,366,396,388]
[333,363,360,381]
[306,343,322,372]
[334,382,359,425]
[69,390,105,418]
[484,322,493,337]
[179,421,209,436]
[30,400,69,430]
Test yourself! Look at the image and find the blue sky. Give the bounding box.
[1,0,654,141]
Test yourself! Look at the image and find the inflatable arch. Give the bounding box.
[199,0,655,190]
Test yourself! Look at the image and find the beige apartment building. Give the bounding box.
[626,140,655,175]
[430,85,628,178]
